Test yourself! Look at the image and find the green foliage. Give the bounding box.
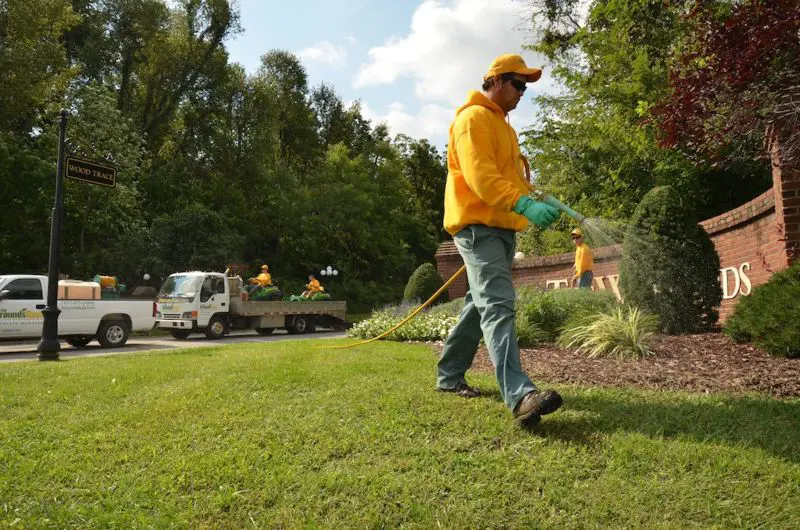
[516,287,620,345]
[523,0,771,237]
[619,186,722,334]
[403,263,448,304]
[558,307,659,360]
[724,263,800,358]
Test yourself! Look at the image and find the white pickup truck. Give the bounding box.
[0,275,156,348]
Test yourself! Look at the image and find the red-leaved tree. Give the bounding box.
[652,0,800,164]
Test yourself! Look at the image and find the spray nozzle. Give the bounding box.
[531,190,586,224]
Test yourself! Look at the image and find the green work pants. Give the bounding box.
[437,225,536,411]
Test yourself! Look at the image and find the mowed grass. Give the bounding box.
[1,341,798,529]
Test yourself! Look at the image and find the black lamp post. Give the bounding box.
[37,110,69,361]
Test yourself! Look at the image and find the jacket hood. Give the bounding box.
[455,90,505,117]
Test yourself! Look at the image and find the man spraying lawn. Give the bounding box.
[437,54,564,426]
[570,228,594,288]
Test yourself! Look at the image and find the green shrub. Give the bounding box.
[516,287,620,344]
[619,186,722,334]
[558,307,659,360]
[516,312,550,347]
[404,263,448,304]
[724,263,800,358]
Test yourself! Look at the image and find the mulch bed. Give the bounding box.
[443,333,799,398]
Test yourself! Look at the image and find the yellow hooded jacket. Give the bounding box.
[443,90,532,235]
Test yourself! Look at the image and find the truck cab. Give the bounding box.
[155,272,230,339]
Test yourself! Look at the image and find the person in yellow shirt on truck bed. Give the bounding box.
[255,265,272,287]
[246,265,272,292]
[570,228,594,288]
[301,274,323,298]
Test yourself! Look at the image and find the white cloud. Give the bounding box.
[298,41,347,68]
[358,101,455,147]
[346,35,357,45]
[354,0,560,106]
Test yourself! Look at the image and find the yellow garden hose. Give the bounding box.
[320,264,466,350]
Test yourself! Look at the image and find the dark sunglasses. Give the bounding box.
[506,78,527,93]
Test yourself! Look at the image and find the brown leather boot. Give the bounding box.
[513,390,563,422]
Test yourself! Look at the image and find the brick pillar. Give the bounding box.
[434,241,467,299]
[770,130,800,266]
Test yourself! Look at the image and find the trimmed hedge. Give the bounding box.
[403,263,448,304]
[619,186,722,334]
[724,263,800,358]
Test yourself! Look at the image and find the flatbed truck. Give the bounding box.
[154,271,347,339]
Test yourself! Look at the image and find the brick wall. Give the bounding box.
[435,134,799,321]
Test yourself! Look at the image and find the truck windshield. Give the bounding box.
[158,275,203,300]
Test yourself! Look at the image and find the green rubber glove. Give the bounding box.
[512,196,560,228]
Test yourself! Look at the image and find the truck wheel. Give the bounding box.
[65,336,92,348]
[288,315,313,334]
[170,330,192,340]
[255,327,274,336]
[205,316,227,339]
[97,320,130,348]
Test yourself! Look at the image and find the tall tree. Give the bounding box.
[258,50,320,168]
[652,0,800,165]
[521,0,771,258]
[0,0,78,131]
[394,134,448,240]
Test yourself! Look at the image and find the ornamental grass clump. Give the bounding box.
[558,307,659,360]
[516,286,620,345]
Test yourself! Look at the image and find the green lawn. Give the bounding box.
[1,341,798,529]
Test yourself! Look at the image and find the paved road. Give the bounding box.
[0,329,347,363]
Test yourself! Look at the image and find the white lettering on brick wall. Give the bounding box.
[721,262,752,300]
[543,263,752,301]
[546,279,569,289]
[595,275,622,300]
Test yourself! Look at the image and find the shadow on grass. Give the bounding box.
[531,392,800,463]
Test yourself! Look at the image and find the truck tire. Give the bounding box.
[205,316,228,340]
[288,315,314,334]
[97,320,130,348]
[170,330,192,340]
[255,327,274,336]
[65,336,92,348]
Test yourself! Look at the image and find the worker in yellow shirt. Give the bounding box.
[246,264,272,292]
[255,265,272,287]
[301,274,323,298]
[436,54,563,427]
[570,228,594,288]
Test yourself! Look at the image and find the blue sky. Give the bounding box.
[225,0,564,150]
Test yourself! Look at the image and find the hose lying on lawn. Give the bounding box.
[318,264,466,350]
